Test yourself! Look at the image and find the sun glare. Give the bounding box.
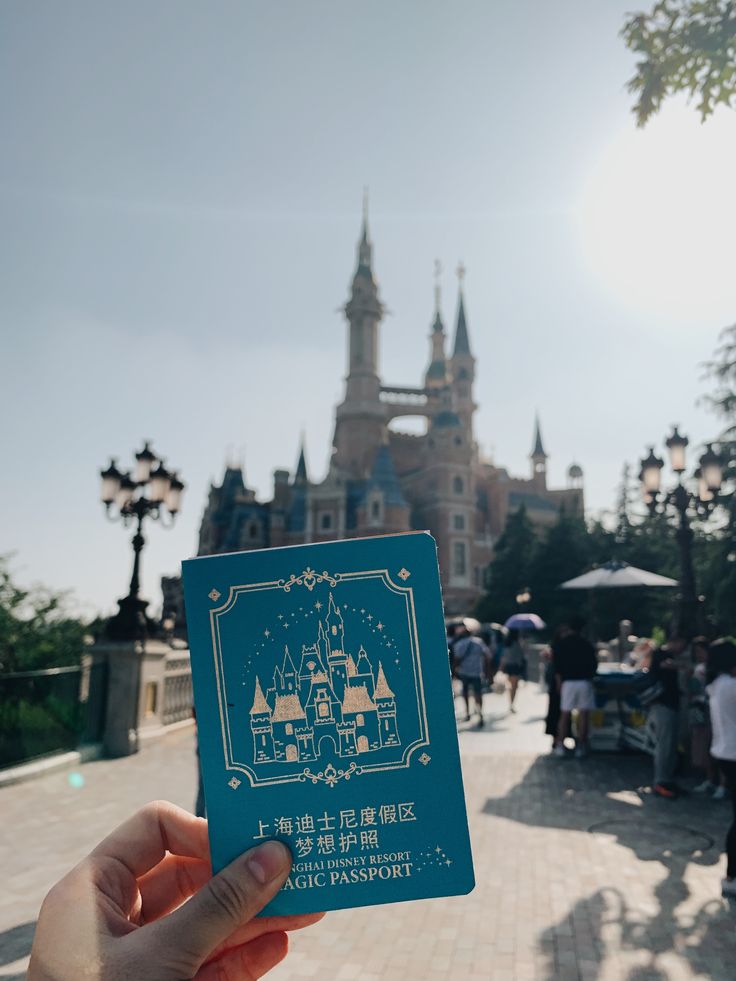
[577,103,736,325]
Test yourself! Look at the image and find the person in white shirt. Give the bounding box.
[705,639,736,899]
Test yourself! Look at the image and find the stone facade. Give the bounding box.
[192,206,584,614]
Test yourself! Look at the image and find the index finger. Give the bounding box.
[90,800,210,878]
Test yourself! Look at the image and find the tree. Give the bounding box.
[474,506,537,623]
[529,507,593,628]
[0,556,86,673]
[700,324,736,634]
[622,1,736,125]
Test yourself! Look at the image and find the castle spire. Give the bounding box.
[531,413,547,459]
[451,262,472,357]
[530,413,548,487]
[425,259,448,390]
[250,677,270,715]
[295,433,308,484]
[357,186,373,275]
[374,661,395,699]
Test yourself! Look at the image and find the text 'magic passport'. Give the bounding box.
[182,532,474,914]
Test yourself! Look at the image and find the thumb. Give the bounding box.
[137,840,292,973]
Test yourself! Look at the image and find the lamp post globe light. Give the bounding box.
[639,427,723,639]
[99,441,185,641]
[515,587,531,610]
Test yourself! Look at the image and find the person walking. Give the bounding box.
[552,615,598,759]
[705,639,736,898]
[453,621,491,727]
[500,628,526,714]
[642,634,687,798]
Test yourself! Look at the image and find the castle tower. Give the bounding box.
[449,263,476,443]
[281,646,298,693]
[298,643,325,688]
[325,593,345,650]
[250,677,274,762]
[374,662,399,747]
[355,645,375,693]
[357,442,411,534]
[333,194,387,477]
[325,593,348,701]
[424,260,449,397]
[530,414,548,489]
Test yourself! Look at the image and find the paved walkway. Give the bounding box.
[2,682,736,980]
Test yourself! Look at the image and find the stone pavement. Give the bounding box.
[2,682,736,980]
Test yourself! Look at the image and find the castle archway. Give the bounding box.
[317,734,337,757]
[285,744,298,762]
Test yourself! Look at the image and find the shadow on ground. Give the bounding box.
[482,754,736,980]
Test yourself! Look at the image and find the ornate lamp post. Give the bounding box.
[639,427,723,638]
[99,441,185,641]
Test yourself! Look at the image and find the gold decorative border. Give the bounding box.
[208,568,430,788]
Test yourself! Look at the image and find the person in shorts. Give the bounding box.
[501,628,526,714]
[552,615,598,758]
[453,621,491,727]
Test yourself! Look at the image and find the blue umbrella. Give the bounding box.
[504,613,546,631]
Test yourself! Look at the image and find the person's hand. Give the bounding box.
[28,800,324,980]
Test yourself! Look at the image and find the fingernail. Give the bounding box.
[246,840,291,884]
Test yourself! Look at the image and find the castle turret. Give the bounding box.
[355,645,376,693]
[358,442,411,534]
[530,414,548,489]
[449,263,476,441]
[374,662,400,747]
[333,193,387,477]
[250,677,274,762]
[280,646,298,693]
[325,593,348,700]
[424,261,449,394]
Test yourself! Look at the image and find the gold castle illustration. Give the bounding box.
[250,593,400,764]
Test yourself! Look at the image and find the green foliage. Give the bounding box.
[474,505,536,623]
[0,556,86,673]
[622,1,736,125]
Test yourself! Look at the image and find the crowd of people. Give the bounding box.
[448,616,736,902]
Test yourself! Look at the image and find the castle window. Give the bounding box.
[356,714,365,727]
[453,514,465,531]
[247,521,258,540]
[453,541,467,577]
[320,512,333,531]
[454,435,463,446]
[319,702,329,717]
[371,500,380,519]
[453,476,464,495]
[285,723,293,735]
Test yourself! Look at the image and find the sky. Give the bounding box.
[1,1,735,619]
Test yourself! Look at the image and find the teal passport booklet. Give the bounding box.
[182,531,474,914]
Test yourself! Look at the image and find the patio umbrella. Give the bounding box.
[504,613,546,631]
[559,561,678,590]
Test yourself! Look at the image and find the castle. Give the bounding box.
[250,593,399,764]
[194,202,584,614]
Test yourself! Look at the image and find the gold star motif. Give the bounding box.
[445,858,452,866]
[315,601,322,610]
[376,622,384,631]
[264,629,270,637]
[435,846,442,854]
[228,777,241,790]
[419,753,431,766]
[398,568,411,581]
[208,588,221,602]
